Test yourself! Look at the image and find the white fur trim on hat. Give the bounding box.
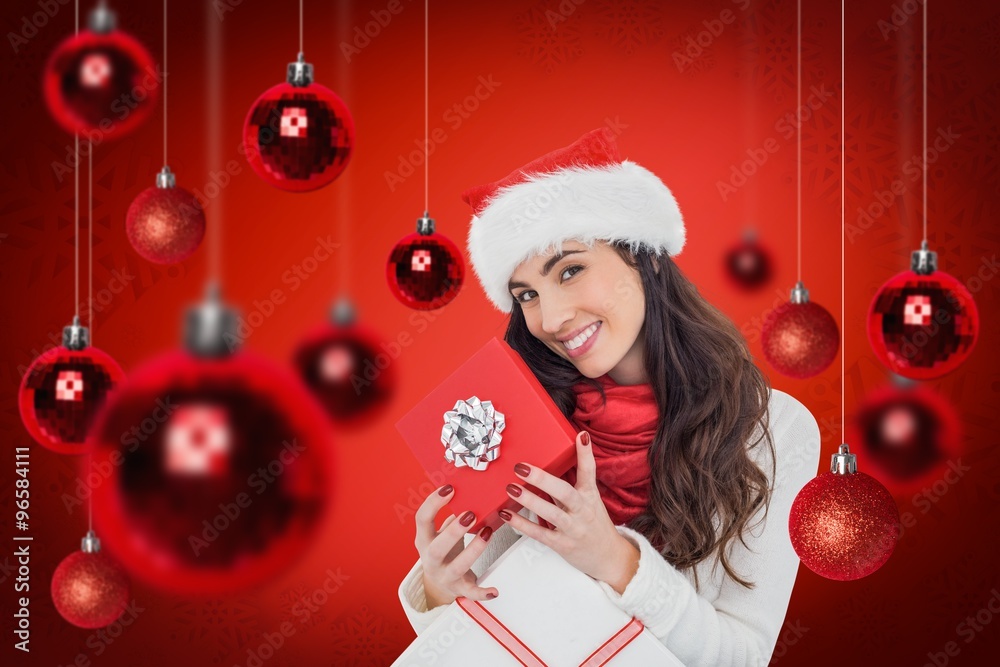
[466,160,685,314]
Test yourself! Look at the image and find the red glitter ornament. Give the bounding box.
[293,298,396,425]
[126,167,205,264]
[243,54,354,192]
[849,383,962,493]
[723,229,774,290]
[19,318,124,455]
[43,3,158,140]
[867,243,979,380]
[88,287,332,594]
[789,444,899,581]
[762,282,840,379]
[387,212,464,310]
[51,531,130,629]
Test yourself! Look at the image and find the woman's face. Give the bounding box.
[508,240,649,385]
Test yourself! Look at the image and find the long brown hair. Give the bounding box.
[505,242,775,590]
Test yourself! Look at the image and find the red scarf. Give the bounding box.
[559,374,659,526]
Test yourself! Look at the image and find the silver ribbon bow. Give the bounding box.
[441,396,505,471]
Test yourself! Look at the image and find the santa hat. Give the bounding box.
[462,127,686,314]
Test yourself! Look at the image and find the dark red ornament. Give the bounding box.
[88,288,333,594]
[43,4,158,140]
[293,299,396,425]
[789,444,899,581]
[723,229,774,290]
[19,318,124,455]
[51,531,130,629]
[762,282,840,379]
[849,383,962,493]
[867,244,979,380]
[387,212,464,310]
[126,167,205,264]
[243,54,354,192]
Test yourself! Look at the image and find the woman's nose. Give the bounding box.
[539,293,574,336]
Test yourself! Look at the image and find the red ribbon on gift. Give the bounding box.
[456,597,645,667]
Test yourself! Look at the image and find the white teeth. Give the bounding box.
[562,323,599,350]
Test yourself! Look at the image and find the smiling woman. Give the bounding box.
[397,127,821,666]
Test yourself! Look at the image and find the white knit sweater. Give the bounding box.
[397,388,821,666]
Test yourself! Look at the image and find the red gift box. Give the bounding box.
[396,336,580,535]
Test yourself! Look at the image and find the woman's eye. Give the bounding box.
[561,265,583,281]
[516,290,537,303]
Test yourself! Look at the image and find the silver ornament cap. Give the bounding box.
[287,52,314,87]
[830,443,858,475]
[416,211,435,235]
[81,530,101,553]
[911,240,938,275]
[184,283,240,358]
[62,315,90,351]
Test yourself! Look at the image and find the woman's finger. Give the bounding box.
[512,458,581,512]
[499,507,555,548]
[427,509,476,563]
[507,482,571,529]
[414,484,455,551]
[445,525,495,579]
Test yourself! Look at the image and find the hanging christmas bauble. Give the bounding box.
[849,382,962,491]
[762,281,839,379]
[293,298,396,425]
[867,242,979,380]
[43,3,158,140]
[51,531,130,629]
[243,53,354,192]
[19,318,125,455]
[126,166,206,264]
[789,444,899,581]
[88,286,332,594]
[723,228,774,290]
[387,212,464,310]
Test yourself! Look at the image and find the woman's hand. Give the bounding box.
[413,484,499,610]
[500,430,641,594]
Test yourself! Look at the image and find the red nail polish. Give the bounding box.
[514,463,530,477]
[499,509,512,521]
[506,483,522,498]
[438,485,454,496]
[582,432,591,446]
[459,511,475,526]
[486,592,497,600]
[480,527,493,542]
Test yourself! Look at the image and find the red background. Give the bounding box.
[1,0,998,665]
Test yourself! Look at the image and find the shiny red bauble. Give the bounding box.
[387,231,465,310]
[789,463,899,581]
[293,312,396,426]
[243,81,354,192]
[762,300,840,379]
[43,26,158,140]
[867,269,979,380]
[126,180,205,264]
[849,384,962,493]
[19,344,124,455]
[51,546,130,629]
[88,350,333,595]
[723,232,774,290]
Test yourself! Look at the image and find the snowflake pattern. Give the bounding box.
[278,582,328,631]
[170,597,262,665]
[328,605,399,666]
[593,0,664,55]
[514,0,585,74]
[736,0,795,102]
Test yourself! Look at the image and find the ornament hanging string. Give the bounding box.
[424,0,429,213]
[337,0,351,294]
[207,0,222,280]
[796,0,802,284]
[922,1,928,244]
[840,0,845,441]
[164,0,168,166]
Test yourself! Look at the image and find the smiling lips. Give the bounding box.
[561,322,601,356]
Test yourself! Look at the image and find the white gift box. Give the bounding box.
[392,535,684,666]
